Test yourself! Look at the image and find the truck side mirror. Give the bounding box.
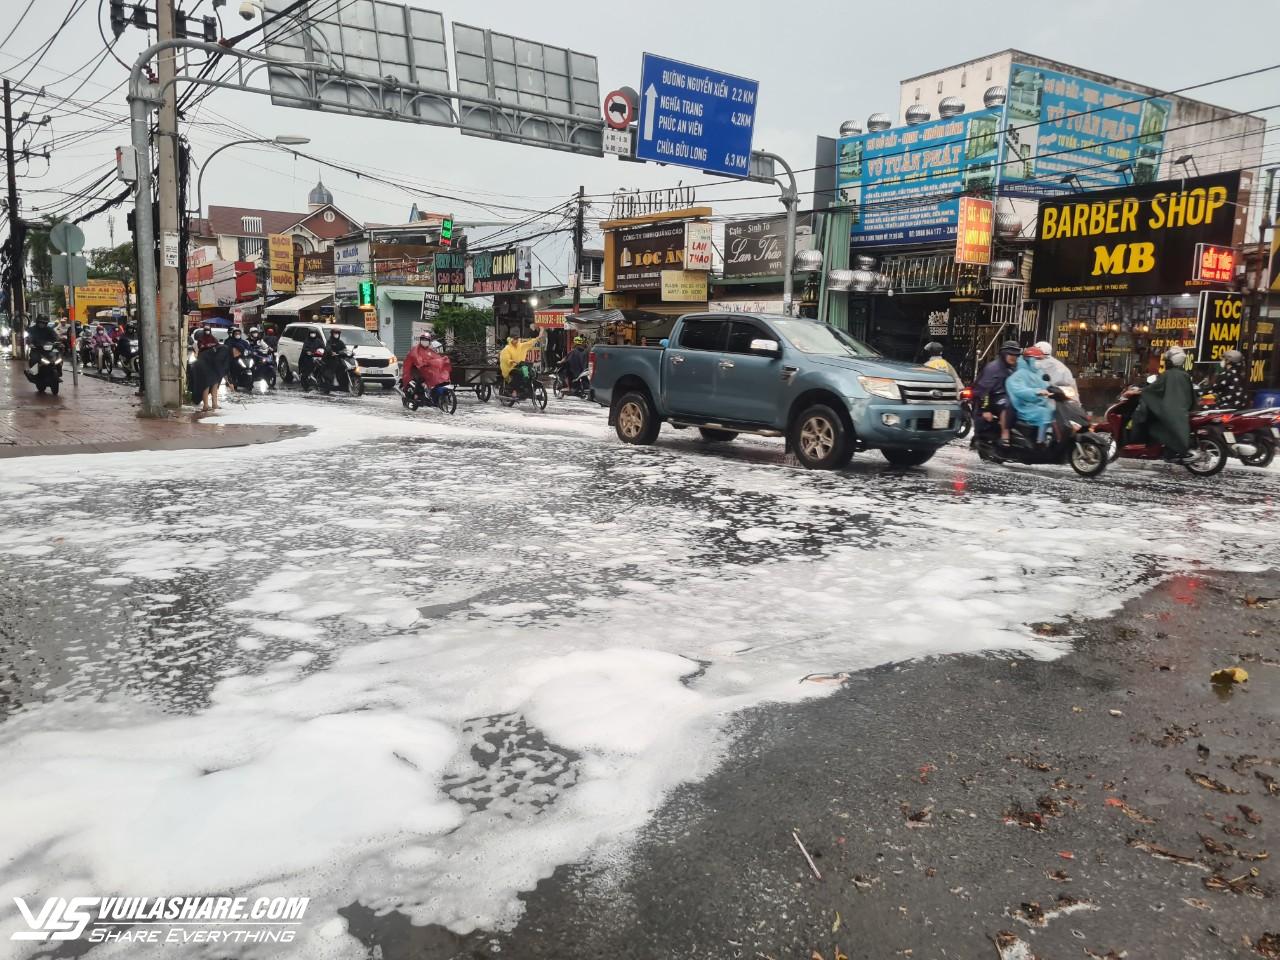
[749,338,781,358]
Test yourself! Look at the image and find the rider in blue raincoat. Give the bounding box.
[1005,351,1055,444]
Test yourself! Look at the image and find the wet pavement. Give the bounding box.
[0,386,1278,958]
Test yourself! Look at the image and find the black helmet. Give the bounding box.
[999,340,1022,356]
[328,329,340,338]
[924,341,944,355]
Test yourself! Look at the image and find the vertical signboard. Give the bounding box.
[836,109,1001,246]
[1003,62,1170,196]
[1195,290,1244,364]
[684,222,712,270]
[954,197,994,265]
[268,234,296,293]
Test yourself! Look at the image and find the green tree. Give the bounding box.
[435,302,492,342]
[89,242,137,318]
[26,218,64,314]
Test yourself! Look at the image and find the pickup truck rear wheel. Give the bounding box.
[615,391,660,445]
[791,403,852,469]
[881,448,936,467]
[698,428,738,442]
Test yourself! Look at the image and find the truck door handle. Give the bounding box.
[718,359,735,369]
[670,355,685,365]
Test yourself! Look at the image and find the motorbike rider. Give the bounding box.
[1133,347,1196,463]
[225,325,250,355]
[499,331,544,396]
[566,336,589,383]
[322,327,350,383]
[1209,348,1248,409]
[89,324,114,363]
[26,316,58,374]
[1007,346,1056,444]
[973,340,1022,447]
[298,327,327,383]
[193,323,219,355]
[401,333,448,399]
[922,341,962,389]
[1032,341,1079,401]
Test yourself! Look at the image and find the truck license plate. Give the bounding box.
[932,409,951,429]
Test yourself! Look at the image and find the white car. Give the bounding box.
[276,322,399,389]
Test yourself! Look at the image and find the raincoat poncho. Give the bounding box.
[1005,356,1055,433]
[1133,366,1194,455]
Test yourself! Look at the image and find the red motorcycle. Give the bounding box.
[1195,405,1277,468]
[1093,386,1230,476]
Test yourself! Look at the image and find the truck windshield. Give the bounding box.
[771,320,879,358]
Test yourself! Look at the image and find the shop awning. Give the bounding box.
[563,308,626,327]
[384,288,425,302]
[265,292,332,316]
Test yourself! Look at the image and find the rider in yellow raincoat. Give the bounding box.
[499,333,543,394]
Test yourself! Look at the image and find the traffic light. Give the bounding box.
[358,281,374,306]
[109,0,127,37]
[201,15,217,42]
[439,216,453,249]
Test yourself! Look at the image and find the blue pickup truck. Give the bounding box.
[590,313,962,469]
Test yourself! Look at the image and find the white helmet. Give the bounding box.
[1164,347,1187,368]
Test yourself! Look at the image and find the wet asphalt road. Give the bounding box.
[1,383,1279,959]
[348,569,1280,960]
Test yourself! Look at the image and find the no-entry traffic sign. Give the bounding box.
[603,89,634,130]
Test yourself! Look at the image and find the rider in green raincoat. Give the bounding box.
[1133,347,1194,459]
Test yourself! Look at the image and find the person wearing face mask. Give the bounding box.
[1208,348,1247,410]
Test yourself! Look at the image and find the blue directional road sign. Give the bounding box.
[635,53,759,178]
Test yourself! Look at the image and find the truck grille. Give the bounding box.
[898,380,959,404]
[358,357,390,368]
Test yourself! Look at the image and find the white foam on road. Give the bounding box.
[0,395,1278,958]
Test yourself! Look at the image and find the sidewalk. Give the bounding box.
[0,357,305,458]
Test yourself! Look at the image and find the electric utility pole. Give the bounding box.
[3,80,26,342]
[572,185,584,315]
[156,0,182,410]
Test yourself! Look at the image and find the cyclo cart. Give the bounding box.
[444,340,501,403]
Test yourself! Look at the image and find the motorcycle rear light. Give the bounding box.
[960,387,972,400]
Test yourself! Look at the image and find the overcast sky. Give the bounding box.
[3,0,1278,276]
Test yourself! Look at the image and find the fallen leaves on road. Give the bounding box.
[1199,833,1268,861]
[900,803,932,828]
[1013,895,1097,928]
[1181,897,1211,910]
[1003,803,1044,831]
[1238,651,1280,666]
[1250,932,1280,958]
[1046,869,1071,882]
[1058,850,1075,860]
[1211,667,1250,685]
[1084,950,1127,960]
[831,912,841,933]
[1157,723,1201,747]
[991,930,1039,960]
[1104,797,1156,824]
[1108,708,1124,717]
[1006,754,1055,772]
[1126,837,1209,871]
[1242,594,1274,608]
[1258,772,1279,796]
[791,830,822,881]
[851,874,878,891]
[800,672,850,685]
[1202,869,1271,899]
[1187,769,1247,794]
[1240,805,1264,825]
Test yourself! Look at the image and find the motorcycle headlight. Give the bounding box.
[353,365,362,375]
[857,376,901,401]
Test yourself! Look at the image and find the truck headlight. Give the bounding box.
[857,376,900,401]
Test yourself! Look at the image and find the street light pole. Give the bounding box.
[192,136,310,219]
[755,151,799,317]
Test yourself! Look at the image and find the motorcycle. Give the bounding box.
[25,341,64,395]
[115,337,141,380]
[973,386,1110,477]
[498,362,547,411]
[250,345,277,392]
[399,377,457,414]
[93,341,114,375]
[552,366,594,401]
[957,385,975,440]
[1196,406,1277,468]
[227,352,255,392]
[298,347,327,391]
[314,346,364,397]
[1093,385,1230,476]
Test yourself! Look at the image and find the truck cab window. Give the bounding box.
[677,319,727,351]
[725,321,768,354]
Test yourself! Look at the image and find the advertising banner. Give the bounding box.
[333,240,366,298]
[466,246,531,294]
[1003,62,1170,197]
[420,292,441,322]
[433,252,466,295]
[684,222,712,271]
[954,197,993,265]
[1195,290,1244,364]
[613,222,688,291]
[298,250,334,281]
[835,109,1001,246]
[723,214,814,277]
[660,269,709,302]
[267,234,295,293]
[1028,171,1241,298]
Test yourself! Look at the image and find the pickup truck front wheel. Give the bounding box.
[791,404,853,470]
[615,391,661,445]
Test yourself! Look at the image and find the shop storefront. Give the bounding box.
[1031,170,1253,410]
[601,208,712,344]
